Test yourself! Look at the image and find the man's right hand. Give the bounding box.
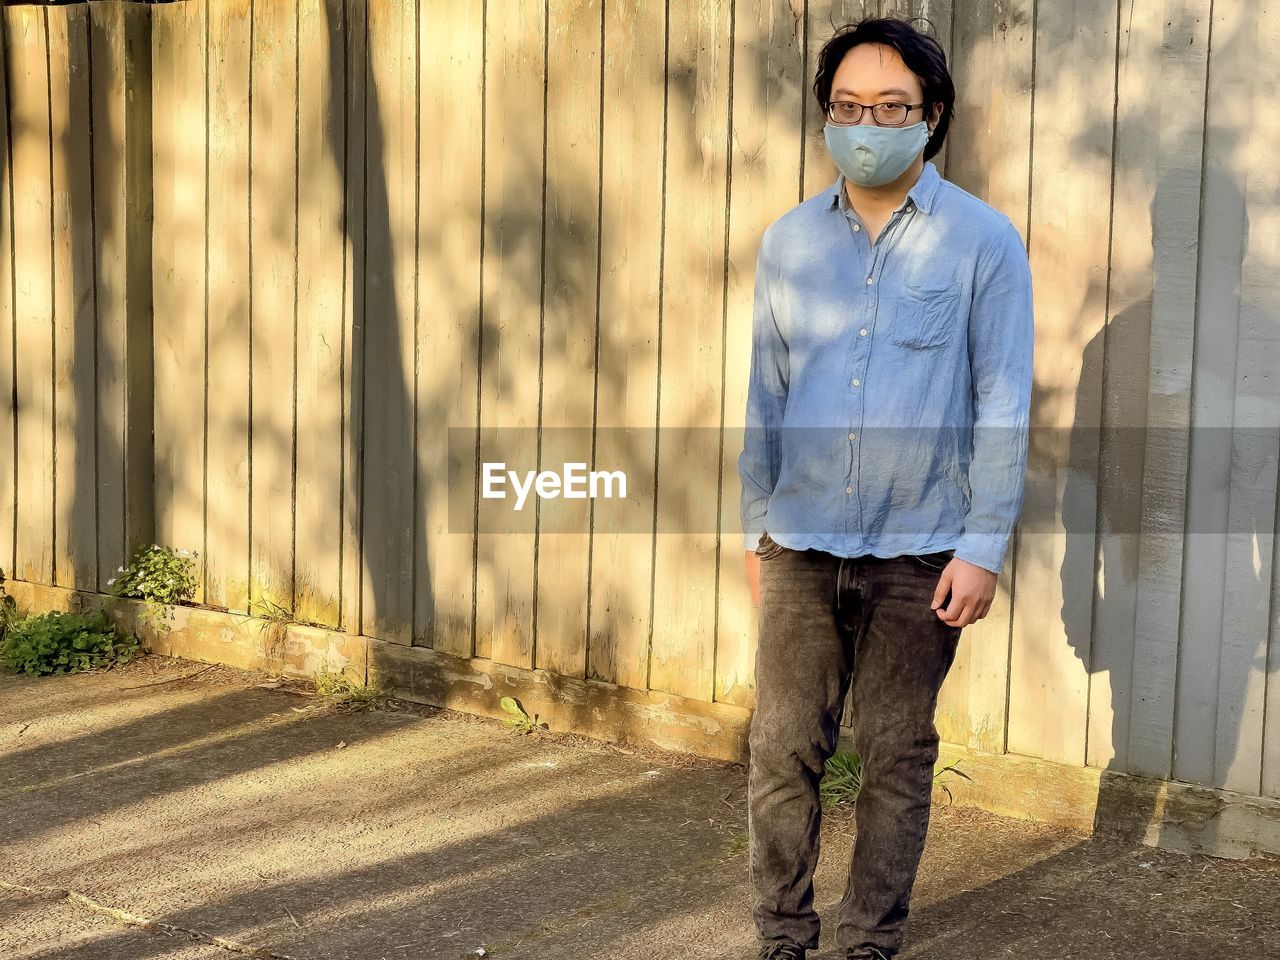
[745,551,761,607]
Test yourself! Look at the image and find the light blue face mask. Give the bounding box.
[823,119,930,188]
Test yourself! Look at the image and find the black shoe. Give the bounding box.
[844,947,892,960]
[757,939,807,960]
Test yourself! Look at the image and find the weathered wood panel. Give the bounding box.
[90,2,152,593]
[1223,0,1280,797]
[416,0,482,657]
[205,0,252,614]
[339,0,366,637]
[295,0,346,628]
[474,0,546,667]
[528,0,599,676]
[715,0,807,710]
[1006,0,1116,768]
[588,0,664,691]
[49,8,97,593]
[249,0,297,618]
[151,0,207,598]
[0,10,14,580]
[935,0,1032,754]
[7,6,55,586]
[649,0,732,702]
[361,0,417,645]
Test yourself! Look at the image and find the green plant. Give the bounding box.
[313,670,385,709]
[932,757,973,803]
[109,545,198,635]
[818,748,972,808]
[820,748,864,807]
[3,608,140,676]
[498,696,547,735]
[0,567,19,643]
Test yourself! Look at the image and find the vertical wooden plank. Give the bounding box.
[474,0,544,666]
[295,0,345,627]
[91,2,128,591]
[361,0,416,644]
[530,0,601,676]
[49,7,97,592]
[1007,0,1116,768]
[0,10,14,579]
[206,0,251,613]
[1177,1,1244,791]
[122,4,154,564]
[1109,0,1209,783]
[250,0,296,616]
[1217,0,1279,796]
[587,0,663,691]
[648,0,732,702]
[340,0,366,638]
[801,1,876,202]
[931,0,1033,753]
[417,0,482,655]
[715,0,805,710]
[6,6,55,585]
[152,0,207,594]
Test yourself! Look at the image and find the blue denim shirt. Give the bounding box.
[738,160,1034,575]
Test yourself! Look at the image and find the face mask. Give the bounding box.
[823,119,930,188]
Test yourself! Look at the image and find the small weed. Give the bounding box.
[819,748,972,808]
[251,595,294,622]
[722,830,750,858]
[0,568,19,644]
[314,670,385,709]
[109,545,198,636]
[932,758,973,803]
[820,748,864,808]
[3,608,140,676]
[498,696,547,735]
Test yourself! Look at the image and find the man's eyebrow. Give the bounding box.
[832,86,912,97]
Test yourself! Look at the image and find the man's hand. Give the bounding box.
[931,557,997,627]
[745,551,761,607]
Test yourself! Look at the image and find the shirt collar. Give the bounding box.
[827,159,942,216]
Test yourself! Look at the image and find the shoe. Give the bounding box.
[757,939,807,959]
[844,947,892,960]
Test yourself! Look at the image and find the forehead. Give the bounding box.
[830,42,923,98]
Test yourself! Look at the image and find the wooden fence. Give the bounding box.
[2,0,1278,809]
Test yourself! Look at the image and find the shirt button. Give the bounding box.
[853,223,861,232]
[846,486,854,495]
[852,378,860,387]
[859,328,868,336]
[865,277,874,285]
[848,433,857,441]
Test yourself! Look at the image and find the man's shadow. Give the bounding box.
[1060,176,1274,855]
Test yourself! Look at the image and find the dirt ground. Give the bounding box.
[1,655,1276,960]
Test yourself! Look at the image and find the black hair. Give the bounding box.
[812,17,954,162]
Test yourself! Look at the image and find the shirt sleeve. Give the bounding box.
[738,225,788,553]
[953,218,1035,575]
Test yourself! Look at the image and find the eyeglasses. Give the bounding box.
[825,100,925,126]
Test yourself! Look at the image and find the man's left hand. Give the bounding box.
[931,558,997,627]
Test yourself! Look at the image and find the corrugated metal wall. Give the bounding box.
[1,0,1276,803]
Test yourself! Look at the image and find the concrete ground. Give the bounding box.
[1,655,1276,960]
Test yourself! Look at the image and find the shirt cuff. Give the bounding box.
[952,533,1008,576]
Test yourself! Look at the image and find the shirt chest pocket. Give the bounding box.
[888,278,969,349]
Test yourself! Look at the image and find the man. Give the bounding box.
[739,17,1034,960]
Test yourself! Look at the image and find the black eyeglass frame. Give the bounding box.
[824,100,927,126]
